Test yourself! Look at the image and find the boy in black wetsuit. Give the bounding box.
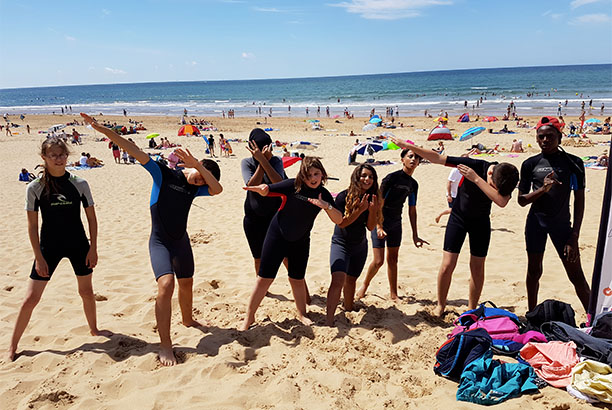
[518,116,590,313]
[81,113,223,367]
[391,138,519,317]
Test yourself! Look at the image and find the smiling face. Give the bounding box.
[358,167,374,192]
[304,167,323,189]
[536,125,561,155]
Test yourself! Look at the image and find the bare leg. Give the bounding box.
[562,257,591,312]
[343,275,358,311]
[434,251,459,317]
[253,258,261,277]
[435,208,451,224]
[241,276,274,331]
[326,272,345,326]
[155,274,176,366]
[177,277,199,327]
[76,274,105,335]
[289,278,313,326]
[526,253,544,311]
[7,279,47,361]
[356,247,384,299]
[386,247,400,301]
[468,255,486,310]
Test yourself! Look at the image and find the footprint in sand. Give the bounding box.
[190,230,216,245]
[94,293,107,301]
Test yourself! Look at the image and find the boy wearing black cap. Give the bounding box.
[518,116,590,312]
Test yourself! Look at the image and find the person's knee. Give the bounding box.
[330,272,345,288]
[157,276,175,299]
[78,284,94,299]
[370,255,384,269]
[387,252,399,265]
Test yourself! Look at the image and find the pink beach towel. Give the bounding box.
[520,341,579,388]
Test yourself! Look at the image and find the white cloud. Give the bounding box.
[570,0,602,9]
[104,67,126,75]
[253,7,286,12]
[328,0,452,20]
[65,35,76,41]
[571,13,611,23]
[241,52,255,59]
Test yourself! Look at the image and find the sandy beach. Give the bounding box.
[0,113,609,409]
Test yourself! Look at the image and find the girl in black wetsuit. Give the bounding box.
[241,157,343,330]
[8,137,107,362]
[326,164,382,326]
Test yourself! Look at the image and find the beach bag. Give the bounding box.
[452,315,521,340]
[434,328,492,382]
[457,301,520,327]
[525,299,576,331]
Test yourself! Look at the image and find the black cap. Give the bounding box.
[249,128,272,150]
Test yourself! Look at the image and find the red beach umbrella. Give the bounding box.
[427,126,453,141]
[483,116,499,122]
[178,125,200,136]
[282,156,302,168]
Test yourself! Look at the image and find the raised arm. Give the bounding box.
[390,137,447,164]
[457,164,510,207]
[174,148,223,195]
[81,113,150,164]
[245,142,283,185]
[337,195,369,228]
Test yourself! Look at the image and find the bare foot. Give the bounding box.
[158,345,177,366]
[389,293,399,301]
[297,314,313,326]
[433,305,445,318]
[91,329,113,337]
[356,286,366,300]
[239,317,255,331]
[182,319,204,328]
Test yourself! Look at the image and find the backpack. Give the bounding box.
[434,328,492,382]
[457,301,520,327]
[525,299,576,331]
[450,315,521,340]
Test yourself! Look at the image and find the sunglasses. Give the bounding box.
[45,153,68,160]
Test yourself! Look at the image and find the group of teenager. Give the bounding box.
[7,114,591,367]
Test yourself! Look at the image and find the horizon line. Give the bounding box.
[1,62,611,91]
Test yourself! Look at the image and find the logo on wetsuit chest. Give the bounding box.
[50,194,73,206]
[295,193,315,204]
[168,184,192,195]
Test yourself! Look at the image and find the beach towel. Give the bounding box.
[66,165,101,171]
[570,360,612,403]
[457,351,539,405]
[519,341,579,387]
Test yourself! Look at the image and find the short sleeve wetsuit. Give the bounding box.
[142,160,209,280]
[241,156,287,258]
[443,156,497,257]
[371,169,418,248]
[518,151,585,255]
[26,172,95,280]
[258,178,335,280]
[330,190,370,277]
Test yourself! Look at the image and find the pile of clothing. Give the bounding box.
[433,300,612,405]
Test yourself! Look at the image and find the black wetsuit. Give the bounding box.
[518,151,585,255]
[143,160,209,280]
[26,172,94,280]
[443,157,497,257]
[258,179,335,280]
[371,169,417,248]
[330,190,370,277]
[241,156,286,258]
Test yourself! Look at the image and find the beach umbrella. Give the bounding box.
[355,141,384,155]
[282,156,301,168]
[428,126,453,141]
[291,141,318,150]
[460,126,486,142]
[369,117,383,124]
[483,116,498,122]
[178,124,200,136]
[436,117,448,122]
[146,133,160,139]
[48,124,66,133]
[362,123,377,132]
[382,141,401,150]
[585,118,601,124]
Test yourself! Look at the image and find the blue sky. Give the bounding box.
[0,0,611,88]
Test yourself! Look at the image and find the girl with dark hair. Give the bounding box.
[241,157,343,330]
[326,164,382,325]
[8,137,105,361]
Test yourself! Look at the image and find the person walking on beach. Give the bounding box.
[81,113,223,366]
[517,116,590,313]
[208,134,216,157]
[7,137,108,362]
[241,157,343,330]
[356,148,428,301]
[435,167,462,224]
[390,138,519,317]
[326,164,381,325]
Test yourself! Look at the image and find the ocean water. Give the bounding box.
[1,64,610,117]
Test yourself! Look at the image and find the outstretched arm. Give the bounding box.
[390,137,447,164]
[457,164,510,207]
[81,113,150,164]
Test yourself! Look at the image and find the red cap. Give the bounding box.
[536,116,563,132]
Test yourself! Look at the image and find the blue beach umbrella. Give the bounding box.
[460,126,486,142]
[369,117,383,124]
[355,141,384,155]
[585,118,601,124]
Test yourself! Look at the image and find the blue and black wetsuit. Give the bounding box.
[143,160,209,280]
[26,172,95,280]
[518,151,584,255]
[241,156,286,259]
[258,178,335,280]
[371,169,418,248]
[443,156,497,257]
[330,190,370,278]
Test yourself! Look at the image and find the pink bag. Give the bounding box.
[450,316,520,340]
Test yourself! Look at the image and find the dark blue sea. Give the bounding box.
[1,64,610,117]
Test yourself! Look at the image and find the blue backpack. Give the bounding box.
[434,328,492,382]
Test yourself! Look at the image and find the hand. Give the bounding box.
[413,235,429,248]
[446,195,453,203]
[358,194,369,213]
[86,247,98,269]
[368,194,379,211]
[80,113,102,131]
[390,136,411,149]
[308,193,331,210]
[457,164,479,182]
[262,144,273,160]
[542,171,561,193]
[563,234,579,263]
[243,184,269,196]
[35,256,49,278]
[246,141,266,163]
[376,227,387,239]
[174,148,200,169]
